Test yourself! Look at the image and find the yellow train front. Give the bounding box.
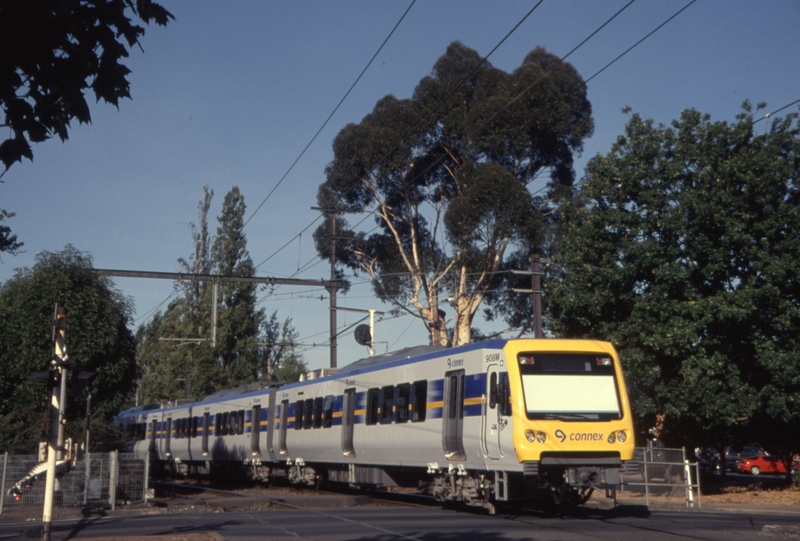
[502,339,636,504]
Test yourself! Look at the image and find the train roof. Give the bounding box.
[343,345,447,370]
[115,403,161,418]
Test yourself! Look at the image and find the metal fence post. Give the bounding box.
[83,451,91,505]
[0,452,8,515]
[109,450,118,511]
[696,462,702,508]
[684,460,694,507]
[643,446,650,506]
[143,452,150,503]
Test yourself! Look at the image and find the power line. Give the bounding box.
[755,97,800,124]
[584,0,697,85]
[243,0,417,230]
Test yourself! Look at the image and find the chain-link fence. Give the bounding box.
[619,447,701,507]
[0,451,149,514]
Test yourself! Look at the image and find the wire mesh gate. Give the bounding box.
[619,446,701,507]
[0,451,149,513]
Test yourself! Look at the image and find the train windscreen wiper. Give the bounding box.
[543,413,598,420]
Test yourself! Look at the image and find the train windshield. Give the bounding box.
[517,353,622,421]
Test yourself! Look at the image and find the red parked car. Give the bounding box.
[736,454,788,476]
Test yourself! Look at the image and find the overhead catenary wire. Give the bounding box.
[243,0,417,231]
[755,97,800,124]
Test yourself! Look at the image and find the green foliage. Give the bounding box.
[0,0,173,171]
[260,311,305,382]
[0,246,137,453]
[137,187,304,403]
[548,103,800,451]
[0,208,22,255]
[316,42,593,345]
[211,186,263,386]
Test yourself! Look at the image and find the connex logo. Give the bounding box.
[555,429,566,443]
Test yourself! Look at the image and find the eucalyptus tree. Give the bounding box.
[315,42,593,346]
[548,103,800,456]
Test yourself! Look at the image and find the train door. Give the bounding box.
[442,370,466,460]
[165,417,172,457]
[187,407,194,461]
[250,405,261,457]
[202,412,210,456]
[267,389,277,460]
[279,400,289,456]
[482,365,502,459]
[148,418,157,457]
[341,388,356,458]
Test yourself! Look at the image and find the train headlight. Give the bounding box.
[525,430,535,442]
[607,432,616,444]
[617,431,627,443]
[536,432,547,443]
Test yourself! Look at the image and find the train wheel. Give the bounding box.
[549,483,569,506]
[572,487,594,504]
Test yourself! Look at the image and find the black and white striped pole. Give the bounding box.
[42,305,69,541]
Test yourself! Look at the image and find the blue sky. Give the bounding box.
[1,0,798,371]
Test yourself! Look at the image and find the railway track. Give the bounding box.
[149,480,799,541]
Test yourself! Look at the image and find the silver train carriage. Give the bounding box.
[116,338,637,511]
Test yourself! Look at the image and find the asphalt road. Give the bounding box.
[1,505,799,541]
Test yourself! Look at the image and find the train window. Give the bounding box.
[412,380,427,423]
[182,418,189,438]
[215,413,222,436]
[222,412,231,436]
[251,406,261,436]
[323,395,334,428]
[380,386,395,424]
[366,388,379,425]
[192,416,199,438]
[396,384,410,424]
[499,373,512,416]
[304,399,314,429]
[294,400,304,430]
[237,410,245,435]
[489,372,498,409]
[313,397,323,429]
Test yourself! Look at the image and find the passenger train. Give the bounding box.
[117,338,637,511]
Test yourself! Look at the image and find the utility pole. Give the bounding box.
[328,212,338,368]
[42,305,69,541]
[310,207,363,369]
[511,254,547,338]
